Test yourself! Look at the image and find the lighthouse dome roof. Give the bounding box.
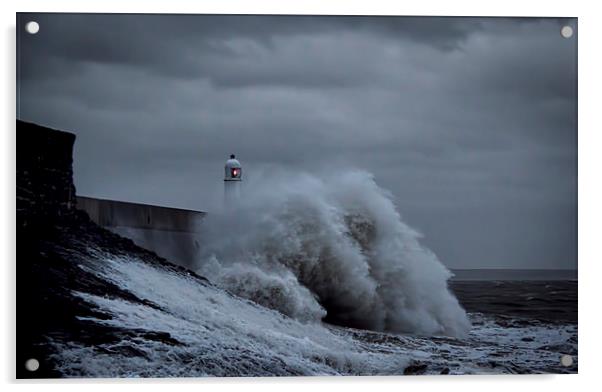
[225,158,241,169]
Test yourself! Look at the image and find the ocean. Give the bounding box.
[451,269,577,281]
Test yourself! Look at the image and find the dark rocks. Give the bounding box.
[403,362,428,375]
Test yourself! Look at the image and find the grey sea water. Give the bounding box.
[452,269,577,281]
[450,279,577,324]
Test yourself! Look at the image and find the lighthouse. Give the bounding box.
[224,154,242,203]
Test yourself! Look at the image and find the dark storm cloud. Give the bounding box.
[16,14,577,269]
[18,14,484,85]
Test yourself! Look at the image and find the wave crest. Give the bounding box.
[197,170,470,337]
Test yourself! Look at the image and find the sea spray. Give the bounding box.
[196,169,471,337]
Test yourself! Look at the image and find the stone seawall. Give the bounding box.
[76,196,205,268]
[17,120,77,225]
[76,196,205,233]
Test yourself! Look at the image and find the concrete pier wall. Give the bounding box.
[76,196,205,268]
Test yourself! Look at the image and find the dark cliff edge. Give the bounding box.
[16,120,208,378]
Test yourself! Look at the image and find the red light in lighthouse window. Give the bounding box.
[231,168,239,178]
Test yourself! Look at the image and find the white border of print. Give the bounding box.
[2,1,599,392]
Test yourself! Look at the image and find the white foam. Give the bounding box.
[50,256,408,377]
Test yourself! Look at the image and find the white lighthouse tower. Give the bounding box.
[224,154,242,203]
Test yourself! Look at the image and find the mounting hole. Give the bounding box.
[25,21,40,35]
[560,354,573,367]
[560,25,573,39]
[25,358,39,372]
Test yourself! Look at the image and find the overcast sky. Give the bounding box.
[17,14,577,270]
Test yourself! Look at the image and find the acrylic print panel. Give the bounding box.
[16,13,577,378]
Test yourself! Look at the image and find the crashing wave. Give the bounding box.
[197,169,471,338]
